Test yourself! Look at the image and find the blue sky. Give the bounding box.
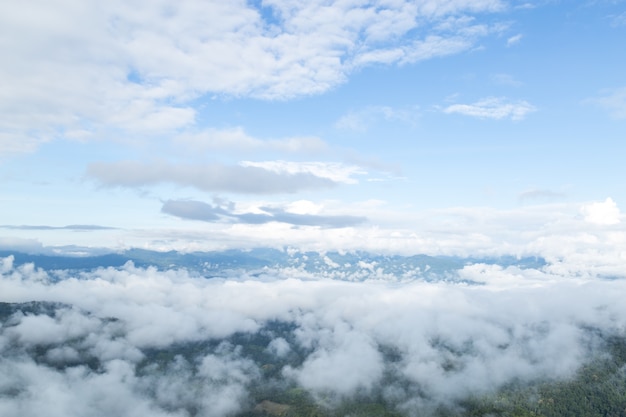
[1,0,625,254]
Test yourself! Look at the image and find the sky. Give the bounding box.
[1,0,626,255]
[2,3,626,415]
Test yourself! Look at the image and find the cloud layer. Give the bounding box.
[1,253,626,416]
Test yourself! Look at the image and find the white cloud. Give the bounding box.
[514,3,536,10]
[6,309,100,346]
[285,200,322,215]
[0,0,514,152]
[267,337,291,358]
[351,15,508,68]
[240,161,366,184]
[354,35,472,67]
[580,197,621,225]
[442,97,536,120]
[415,0,505,17]
[506,33,523,46]
[284,328,384,398]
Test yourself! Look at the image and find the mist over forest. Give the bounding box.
[1,249,625,416]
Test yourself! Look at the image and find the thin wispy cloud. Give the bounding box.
[239,161,366,185]
[442,97,536,120]
[506,33,523,46]
[585,87,626,119]
[335,106,420,132]
[86,161,338,194]
[161,199,367,228]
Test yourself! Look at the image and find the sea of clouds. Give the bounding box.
[1,247,626,416]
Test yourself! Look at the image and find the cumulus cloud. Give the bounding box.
[86,160,338,194]
[161,198,367,228]
[580,197,621,225]
[442,97,536,120]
